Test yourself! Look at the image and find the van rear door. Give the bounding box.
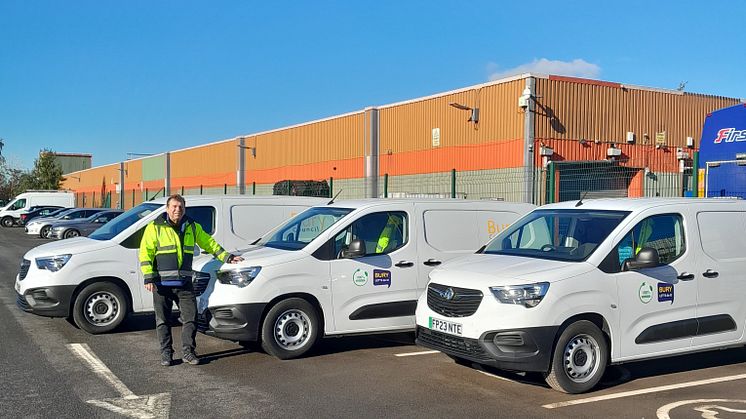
[691,209,746,347]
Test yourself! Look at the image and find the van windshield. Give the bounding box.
[483,209,630,262]
[256,207,353,250]
[89,203,162,241]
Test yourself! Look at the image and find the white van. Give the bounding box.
[15,195,326,334]
[415,198,746,394]
[197,199,535,359]
[0,191,75,227]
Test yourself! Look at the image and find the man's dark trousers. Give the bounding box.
[152,282,197,356]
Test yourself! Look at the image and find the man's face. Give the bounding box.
[166,199,185,224]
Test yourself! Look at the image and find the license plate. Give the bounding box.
[14,280,21,294]
[429,317,462,336]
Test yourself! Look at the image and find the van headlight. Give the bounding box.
[217,266,261,287]
[489,282,549,308]
[35,254,72,272]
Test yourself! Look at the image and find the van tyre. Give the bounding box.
[261,298,319,360]
[1,216,14,227]
[544,320,608,394]
[63,229,80,239]
[72,282,129,334]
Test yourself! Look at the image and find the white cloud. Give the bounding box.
[488,58,601,81]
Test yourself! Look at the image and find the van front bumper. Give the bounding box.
[197,303,267,342]
[16,285,76,317]
[415,325,559,373]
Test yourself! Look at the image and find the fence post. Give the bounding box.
[145,188,148,201]
[181,186,184,195]
[329,177,334,198]
[384,173,388,198]
[548,162,556,204]
[200,185,203,195]
[132,189,135,207]
[224,183,227,194]
[451,169,456,198]
[252,182,256,195]
[692,151,699,197]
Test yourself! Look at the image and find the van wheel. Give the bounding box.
[1,216,14,227]
[261,298,319,359]
[63,229,80,239]
[544,320,608,394]
[72,282,129,334]
[39,225,51,238]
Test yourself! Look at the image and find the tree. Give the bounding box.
[30,149,65,190]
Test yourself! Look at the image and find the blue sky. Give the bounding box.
[1,1,744,170]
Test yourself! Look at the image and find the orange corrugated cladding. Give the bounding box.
[534,76,741,171]
[247,112,366,183]
[170,141,237,188]
[379,79,526,175]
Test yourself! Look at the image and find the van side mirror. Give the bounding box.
[623,247,660,271]
[341,239,366,259]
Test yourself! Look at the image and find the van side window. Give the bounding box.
[612,214,685,270]
[187,206,215,235]
[334,211,407,258]
[9,199,26,210]
[121,226,146,249]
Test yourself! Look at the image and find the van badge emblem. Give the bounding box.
[439,287,455,300]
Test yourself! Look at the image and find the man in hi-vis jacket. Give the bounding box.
[139,194,243,366]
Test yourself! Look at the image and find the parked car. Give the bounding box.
[49,210,124,239]
[25,208,108,238]
[19,206,67,226]
[15,195,327,334]
[415,198,746,394]
[0,191,75,227]
[198,198,535,359]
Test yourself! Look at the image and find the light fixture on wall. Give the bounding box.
[67,175,81,182]
[237,137,257,157]
[607,143,622,158]
[449,102,479,123]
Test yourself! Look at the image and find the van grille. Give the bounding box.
[18,259,31,281]
[417,326,490,362]
[192,272,211,296]
[427,283,483,317]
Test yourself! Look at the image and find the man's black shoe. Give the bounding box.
[182,352,200,365]
[161,353,173,367]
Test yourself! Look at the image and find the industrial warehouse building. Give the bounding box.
[61,73,742,208]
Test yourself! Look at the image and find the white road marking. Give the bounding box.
[67,343,171,418]
[542,373,746,409]
[656,399,746,419]
[68,343,137,399]
[476,368,518,383]
[394,350,440,357]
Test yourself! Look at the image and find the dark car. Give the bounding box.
[50,210,124,239]
[19,206,67,226]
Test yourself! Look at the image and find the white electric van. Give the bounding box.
[196,199,535,359]
[415,198,746,394]
[0,191,75,227]
[15,195,326,334]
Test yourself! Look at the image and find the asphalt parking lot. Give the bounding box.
[3,227,746,418]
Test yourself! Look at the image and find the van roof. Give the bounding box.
[150,195,329,205]
[541,197,746,211]
[323,198,536,209]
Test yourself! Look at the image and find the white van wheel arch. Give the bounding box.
[72,282,129,334]
[261,298,320,360]
[1,216,14,227]
[545,320,608,394]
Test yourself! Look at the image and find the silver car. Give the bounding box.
[50,210,124,239]
[26,208,109,238]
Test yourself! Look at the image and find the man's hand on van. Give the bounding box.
[145,283,155,292]
[228,255,244,264]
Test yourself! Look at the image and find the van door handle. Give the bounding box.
[423,259,442,266]
[676,272,694,281]
[702,269,719,278]
[395,260,414,268]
